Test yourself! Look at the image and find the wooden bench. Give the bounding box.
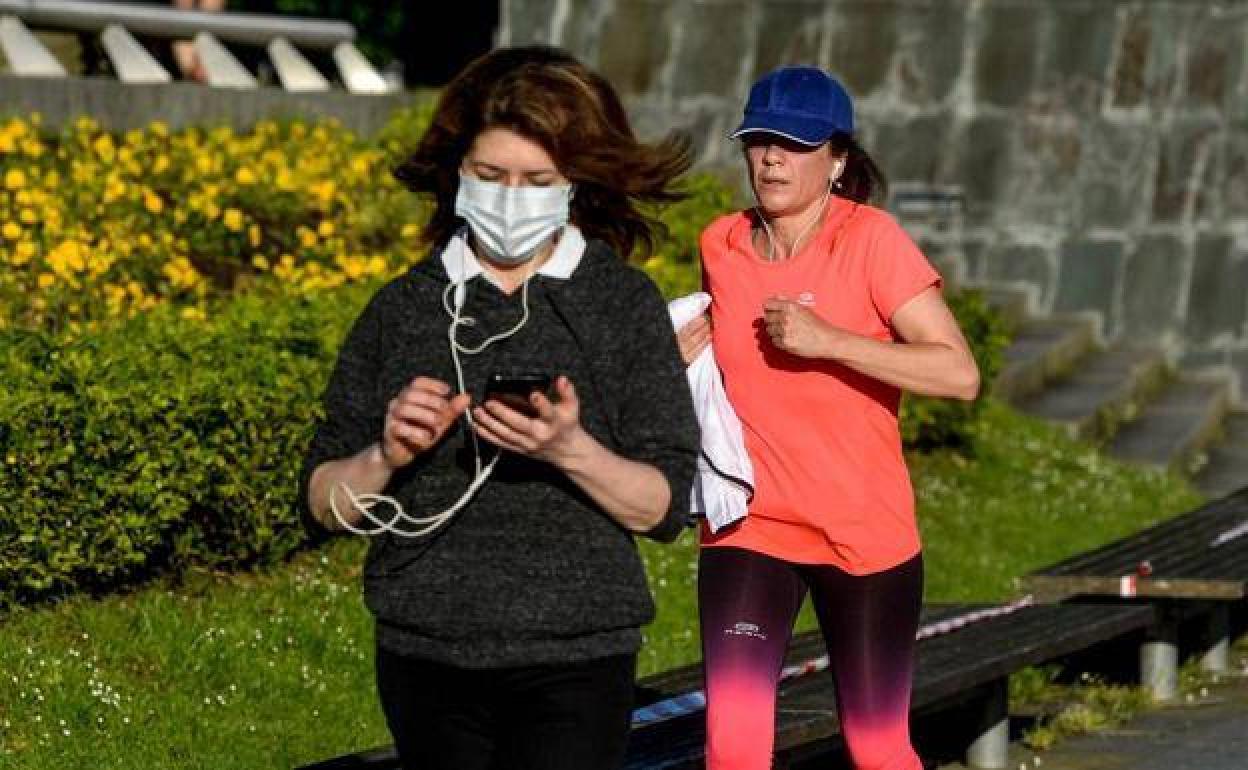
[1022,487,1248,699]
[297,602,1156,770]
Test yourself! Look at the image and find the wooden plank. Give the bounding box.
[1031,489,1248,579]
[1023,573,1243,601]
[332,40,388,94]
[267,36,330,92]
[99,24,170,84]
[0,15,67,76]
[193,31,257,89]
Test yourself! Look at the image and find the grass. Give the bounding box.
[0,399,1203,768]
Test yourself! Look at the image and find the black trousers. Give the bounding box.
[375,645,637,770]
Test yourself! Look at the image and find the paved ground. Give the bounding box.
[938,663,1248,770]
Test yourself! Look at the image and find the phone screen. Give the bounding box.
[484,372,552,416]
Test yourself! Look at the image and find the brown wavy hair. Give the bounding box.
[394,45,694,259]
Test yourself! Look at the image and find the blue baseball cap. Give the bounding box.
[730,66,854,146]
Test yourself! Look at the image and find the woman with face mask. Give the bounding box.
[298,46,699,770]
[675,67,981,770]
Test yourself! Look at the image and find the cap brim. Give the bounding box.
[729,113,838,146]
[728,126,827,147]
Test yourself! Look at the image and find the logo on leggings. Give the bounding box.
[726,621,767,640]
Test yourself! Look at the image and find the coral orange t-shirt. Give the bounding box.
[699,197,941,574]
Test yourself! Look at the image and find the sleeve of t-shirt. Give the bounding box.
[867,214,943,323]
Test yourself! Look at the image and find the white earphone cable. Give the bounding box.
[329,251,535,538]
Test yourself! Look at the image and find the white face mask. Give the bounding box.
[454,173,573,265]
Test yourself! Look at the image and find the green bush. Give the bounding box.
[0,283,375,608]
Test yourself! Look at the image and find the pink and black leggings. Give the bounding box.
[698,547,924,770]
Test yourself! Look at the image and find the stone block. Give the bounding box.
[960,233,994,282]
[893,3,965,106]
[1007,113,1082,225]
[825,1,899,99]
[975,3,1040,108]
[1110,4,1184,110]
[1110,7,1149,108]
[669,2,750,99]
[1054,238,1126,331]
[1152,122,1220,224]
[752,1,827,78]
[598,0,675,98]
[1044,2,1118,111]
[871,113,953,184]
[982,241,1056,307]
[1223,128,1248,224]
[956,115,1014,211]
[1185,235,1248,345]
[627,97,725,160]
[1075,121,1157,230]
[1181,11,1244,111]
[1122,234,1187,343]
[503,0,560,45]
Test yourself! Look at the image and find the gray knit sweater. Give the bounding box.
[298,239,699,668]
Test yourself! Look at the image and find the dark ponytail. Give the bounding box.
[829,133,887,207]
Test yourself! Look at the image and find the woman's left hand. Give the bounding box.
[472,375,588,468]
[762,296,846,359]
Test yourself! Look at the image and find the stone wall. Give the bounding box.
[502,0,1248,401]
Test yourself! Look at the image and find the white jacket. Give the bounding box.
[668,293,753,532]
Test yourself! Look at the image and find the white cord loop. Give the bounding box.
[329,246,536,539]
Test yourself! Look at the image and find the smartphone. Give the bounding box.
[484,372,553,417]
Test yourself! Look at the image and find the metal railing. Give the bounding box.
[0,0,393,93]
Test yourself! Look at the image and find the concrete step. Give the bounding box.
[1106,376,1231,474]
[994,316,1097,404]
[1194,412,1248,500]
[1016,347,1168,443]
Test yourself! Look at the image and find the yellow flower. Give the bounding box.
[311,180,336,206]
[153,154,171,174]
[400,223,420,239]
[12,240,36,265]
[2,222,20,240]
[47,239,88,276]
[298,227,318,249]
[93,134,116,162]
[317,220,335,238]
[248,224,262,248]
[4,169,26,190]
[180,306,206,322]
[37,273,54,289]
[149,120,169,138]
[19,208,36,224]
[251,254,270,271]
[163,256,202,289]
[222,208,244,232]
[275,167,296,191]
[234,167,257,186]
[195,155,214,175]
[143,190,164,214]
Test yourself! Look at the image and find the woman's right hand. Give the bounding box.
[676,313,712,365]
[381,377,471,469]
